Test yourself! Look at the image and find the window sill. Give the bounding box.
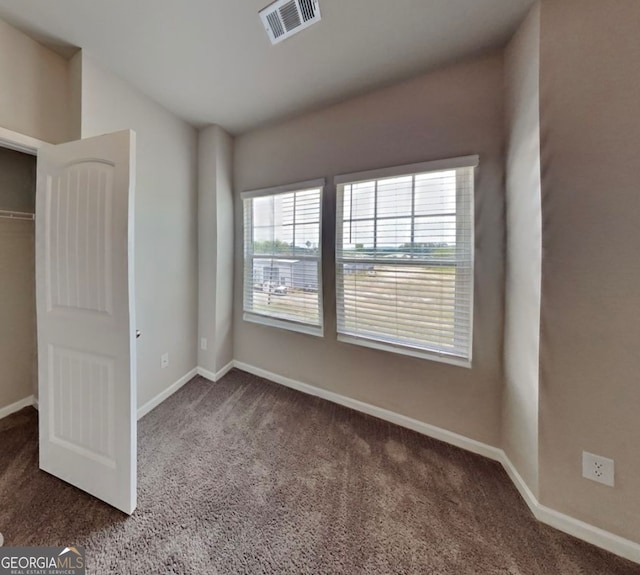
[243,312,324,338]
[337,334,471,369]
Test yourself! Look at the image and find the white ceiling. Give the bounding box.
[0,0,534,134]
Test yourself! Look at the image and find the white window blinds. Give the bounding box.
[242,180,324,336]
[335,157,476,366]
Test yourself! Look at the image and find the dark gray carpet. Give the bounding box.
[0,369,637,574]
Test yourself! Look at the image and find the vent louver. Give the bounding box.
[260,0,321,45]
[299,0,316,22]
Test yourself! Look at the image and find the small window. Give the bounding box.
[242,179,324,336]
[335,156,476,367]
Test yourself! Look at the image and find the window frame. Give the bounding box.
[334,156,477,368]
[242,178,325,337]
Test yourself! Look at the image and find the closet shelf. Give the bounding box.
[0,209,35,221]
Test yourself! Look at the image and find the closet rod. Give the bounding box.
[0,209,35,221]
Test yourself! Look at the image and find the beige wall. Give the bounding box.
[234,54,506,446]
[0,148,36,409]
[502,5,541,496]
[78,51,199,409]
[198,125,234,376]
[539,0,640,541]
[0,18,70,143]
[214,129,235,373]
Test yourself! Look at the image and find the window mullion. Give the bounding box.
[410,174,416,247]
[292,191,297,254]
[373,179,378,251]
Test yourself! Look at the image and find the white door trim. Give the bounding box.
[0,126,46,155]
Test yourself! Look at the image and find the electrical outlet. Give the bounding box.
[582,451,614,487]
[161,353,169,369]
[200,337,208,351]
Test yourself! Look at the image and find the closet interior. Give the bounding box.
[0,146,37,412]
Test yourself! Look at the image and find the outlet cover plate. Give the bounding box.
[582,451,614,487]
[161,353,169,369]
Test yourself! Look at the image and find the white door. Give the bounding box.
[35,130,137,514]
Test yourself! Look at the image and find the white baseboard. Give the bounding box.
[500,454,640,564]
[499,451,539,515]
[197,360,234,383]
[232,360,640,565]
[0,395,35,420]
[232,361,502,462]
[215,361,235,381]
[137,368,198,420]
[196,366,217,382]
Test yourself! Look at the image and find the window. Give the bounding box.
[335,156,476,367]
[242,179,324,336]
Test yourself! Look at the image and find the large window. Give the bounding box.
[242,179,324,336]
[335,156,476,366]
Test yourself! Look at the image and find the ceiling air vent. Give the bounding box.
[260,0,321,45]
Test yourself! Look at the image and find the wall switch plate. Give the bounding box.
[582,451,614,487]
[161,353,169,369]
[200,337,208,351]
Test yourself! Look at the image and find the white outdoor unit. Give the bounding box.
[259,0,321,45]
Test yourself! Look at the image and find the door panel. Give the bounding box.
[36,130,137,514]
[46,161,114,315]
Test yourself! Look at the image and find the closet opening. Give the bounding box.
[0,144,37,415]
